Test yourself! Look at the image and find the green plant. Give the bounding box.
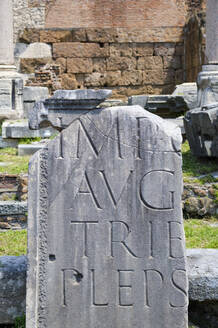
[184,218,218,248]
[18,137,42,144]
[14,314,25,328]
[0,148,30,174]
[182,141,218,180]
[0,230,27,256]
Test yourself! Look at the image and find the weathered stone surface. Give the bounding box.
[20,43,52,59]
[2,250,218,324]
[187,249,218,301]
[184,102,218,157]
[0,256,26,324]
[0,78,24,120]
[53,42,109,58]
[172,83,197,110]
[2,119,55,139]
[18,142,46,156]
[23,86,49,118]
[106,57,136,71]
[206,0,218,64]
[29,89,112,130]
[0,201,27,216]
[0,0,14,65]
[20,58,51,74]
[67,58,93,73]
[137,56,163,70]
[27,105,187,328]
[128,95,188,118]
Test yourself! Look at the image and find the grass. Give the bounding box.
[184,218,218,248]
[0,148,30,174]
[0,230,27,256]
[0,218,217,257]
[182,141,218,183]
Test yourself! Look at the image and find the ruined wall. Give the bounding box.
[13,0,206,97]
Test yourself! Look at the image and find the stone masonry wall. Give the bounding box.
[13,0,206,97]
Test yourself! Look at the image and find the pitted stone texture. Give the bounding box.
[172,83,198,110]
[184,104,218,157]
[29,89,112,130]
[0,0,14,65]
[27,105,187,328]
[206,0,218,64]
[187,249,218,302]
[0,256,26,324]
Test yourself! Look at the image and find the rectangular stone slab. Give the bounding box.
[27,106,188,328]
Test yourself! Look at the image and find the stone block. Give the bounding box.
[19,28,40,43]
[2,119,55,139]
[104,71,122,86]
[61,74,80,90]
[143,69,175,85]
[0,136,18,148]
[137,56,163,70]
[18,143,46,156]
[20,58,51,74]
[23,86,49,118]
[120,71,143,86]
[20,43,52,59]
[67,58,93,73]
[187,249,218,301]
[26,104,187,328]
[86,28,117,42]
[53,42,109,58]
[172,83,197,110]
[132,43,154,56]
[0,78,24,120]
[154,43,176,56]
[93,58,107,72]
[0,201,27,216]
[84,72,106,87]
[55,57,67,73]
[106,57,136,71]
[110,43,133,57]
[40,30,73,43]
[163,56,182,69]
[0,256,26,324]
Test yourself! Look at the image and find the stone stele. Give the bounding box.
[26,105,188,328]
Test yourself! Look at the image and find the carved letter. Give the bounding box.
[111,221,140,258]
[118,270,134,306]
[144,270,164,307]
[170,270,187,308]
[62,269,83,306]
[168,222,184,258]
[91,269,109,306]
[70,221,98,257]
[140,170,175,210]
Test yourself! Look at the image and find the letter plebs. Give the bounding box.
[27,105,187,328]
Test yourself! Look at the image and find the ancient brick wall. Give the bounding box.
[14,0,207,97]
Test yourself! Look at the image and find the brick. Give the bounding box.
[137,56,163,70]
[132,43,154,56]
[67,58,93,73]
[163,56,182,69]
[154,43,176,56]
[19,28,40,43]
[93,58,107,72]
[110,44,132,57]
[53,42,109,58]
[86,28,117,42]
[55,58,67,73]
[106,57,136,71]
